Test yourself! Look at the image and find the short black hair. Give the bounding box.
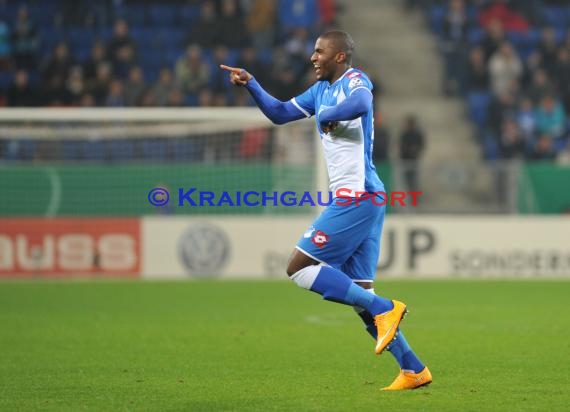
[320,30,354,65]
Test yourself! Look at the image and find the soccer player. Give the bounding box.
[220,30,431,390]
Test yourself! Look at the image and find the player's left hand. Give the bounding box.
[321,121,339,134]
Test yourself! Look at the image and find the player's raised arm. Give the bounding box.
[219,64,306,125]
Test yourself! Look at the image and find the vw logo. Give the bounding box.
[177,223,231,278]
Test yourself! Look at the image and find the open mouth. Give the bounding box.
[314,64,321,76]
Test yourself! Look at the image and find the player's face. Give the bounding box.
[311,37,343,82]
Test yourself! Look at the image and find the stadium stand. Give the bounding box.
[426,0,570,162]
[0,0,339,163]
[0,0,338,109]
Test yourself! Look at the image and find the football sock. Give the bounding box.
[290,265,393,315]
[354,288,425,373]
[386,331,425,374]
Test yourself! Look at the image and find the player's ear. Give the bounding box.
[336,52,346,64]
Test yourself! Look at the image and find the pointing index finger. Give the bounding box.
[219,64,242,74]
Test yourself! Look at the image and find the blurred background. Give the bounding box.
[0,0,569,279]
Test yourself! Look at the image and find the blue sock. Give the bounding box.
[311,266,393,315]
[387,330,425,373]
[355,308,424,373]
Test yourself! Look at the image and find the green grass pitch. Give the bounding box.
[1,280,569,411]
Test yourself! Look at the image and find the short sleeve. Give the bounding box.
[345,71,373,96]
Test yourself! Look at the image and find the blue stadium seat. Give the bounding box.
[467,28,484,46]
[543,6,568,30]
[467,92,492,129]
[148,5,177,26]
[278,0,318,29]
[119,5,148,26]
[180,4,200,24]
[0,71,12,90]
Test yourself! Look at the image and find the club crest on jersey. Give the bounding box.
[303,226,316,239]
[348,77,364,89]
[312,230,329,248]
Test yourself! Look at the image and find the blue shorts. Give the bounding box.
[296,193,386,281]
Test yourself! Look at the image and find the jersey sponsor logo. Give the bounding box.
[311,230,329,248]
[347,72,362,79]
[348,77,364,89]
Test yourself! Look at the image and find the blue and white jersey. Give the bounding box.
[291,68,384,196]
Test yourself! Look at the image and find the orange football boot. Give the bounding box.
[374,300,407,355]
[382,367,433,390]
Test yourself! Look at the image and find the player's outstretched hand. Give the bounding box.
[220,65,252,86]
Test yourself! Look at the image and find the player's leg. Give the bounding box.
[287,196,406,354]
[286,249,393,318]
[343,204,431,389]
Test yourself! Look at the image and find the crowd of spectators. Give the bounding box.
[426,0,570,162]
[0,0,339,108]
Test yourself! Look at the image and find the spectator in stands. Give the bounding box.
[105,78,125,107]
[236,47,270,86]
[535,94,566,138]
[83,41,110,89]
[107,19,137,75]
[187,0,219,48]
[537,27,560,77]
[10,5,39,70]
[269,47,302,100]
[478,0,530,32]
[209,45,232,96]
[488,41,523,96]
[527,133,557,161]
[174,44,210,98]
[398,115,425,193]
[66,66,85,106]
[218,0,251,49]
[124,66,147,106]
[466,46,490,92]
[43,74,73,106]
[525,69,555,105]
[112,42,137,80]
[246,0,277,50]
[441,0,470,95]
[40,43,74,88]
[151,67,177,107]
[481,18,506,62]
[79,93,96,107]
[554,48,570,115]
[318,0,337,28]
[498,117,527,159]
[284,27,314,78]
[487,91,518,135]
[6,69,39,106]
[166,89,185,107]
[90,62,113,106]
[516,97,537,140]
